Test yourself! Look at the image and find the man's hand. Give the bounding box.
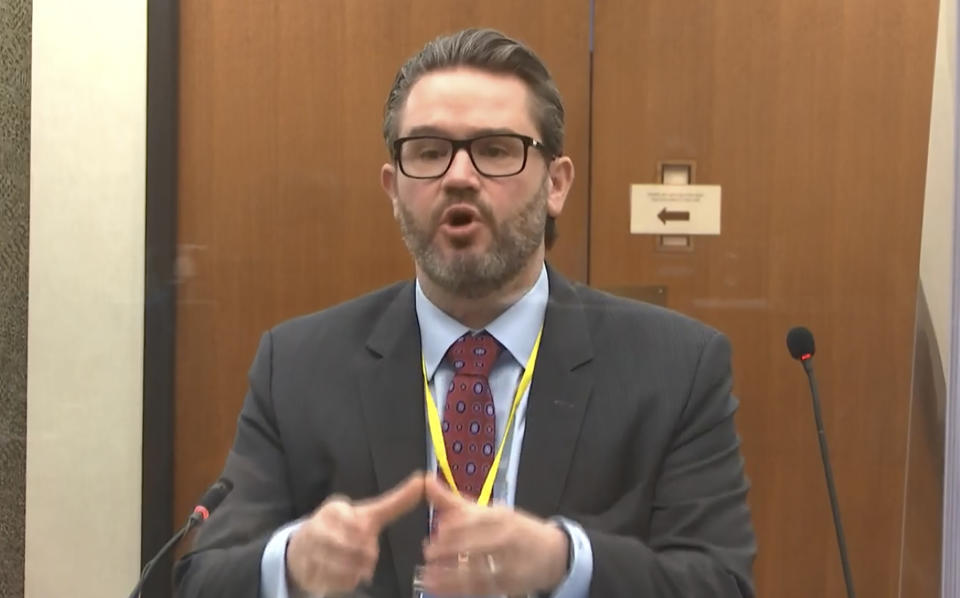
[421,476,569,597]
[286,472,424,595]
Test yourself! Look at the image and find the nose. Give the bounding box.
[441,147,481,189]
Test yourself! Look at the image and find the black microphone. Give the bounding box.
[786,327,855,598]
[127,478,234,598]
[187,477,234,524]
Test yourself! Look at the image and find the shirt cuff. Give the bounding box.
[548,517,593,598]
[260,520,309,598]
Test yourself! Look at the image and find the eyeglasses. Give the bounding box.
[393,134,552,179]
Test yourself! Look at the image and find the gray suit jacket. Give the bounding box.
[174,266,756,597]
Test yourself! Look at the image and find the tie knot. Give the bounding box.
[444,331,501,377]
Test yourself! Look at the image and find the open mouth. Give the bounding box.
[440,204,482,229]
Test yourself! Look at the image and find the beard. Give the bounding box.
[396,178,548,299]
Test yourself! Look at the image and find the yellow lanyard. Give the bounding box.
[422,327,543,506]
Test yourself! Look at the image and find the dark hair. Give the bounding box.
[383,28,564,248]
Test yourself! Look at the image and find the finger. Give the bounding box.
[316,502,368,539]
[358,535,380,582]
[292,505,378,594]
[308,509,379,566]
[355,471,425,529]
[420,562,469,597]
[307,536,377,592]
[432,507,479,542]
[309,502,368,554]
[319,528,377,570]
[318,549,378,589]
[421,560,500,597]
[321,492,351,507]
[424,475,468,512]
[425,510,502,562]
[312,556,366,594]
[424,532,500,564]
[291,534,366,595]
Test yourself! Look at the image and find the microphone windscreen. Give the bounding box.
[196,478,234,513]
[786,326,816,360]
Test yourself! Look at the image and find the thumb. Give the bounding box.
[424,475,467,511]
[356,471,425,530]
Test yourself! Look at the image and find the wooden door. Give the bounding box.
[175,0,590,549]
[589,1,938,597]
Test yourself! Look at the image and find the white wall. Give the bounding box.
[25,0,146,596]
[920,0,956,380]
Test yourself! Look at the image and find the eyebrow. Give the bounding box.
[402,126,522,138]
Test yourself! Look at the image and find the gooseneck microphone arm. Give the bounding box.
[800,356,855,598]
[787,327,855,598]
[127,478,234,598]
[127,525,193,598]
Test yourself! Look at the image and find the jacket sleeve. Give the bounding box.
[174,330,296,598]
[586,331,756,597]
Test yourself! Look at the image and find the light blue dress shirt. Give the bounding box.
[260,264,592,598]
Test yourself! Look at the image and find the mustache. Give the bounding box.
[429,192,495,228]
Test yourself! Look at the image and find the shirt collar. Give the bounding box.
[416,263,549,378]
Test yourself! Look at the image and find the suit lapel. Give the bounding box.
[515,267,594,518]
[355,283,429,596]
[353,269,595,591]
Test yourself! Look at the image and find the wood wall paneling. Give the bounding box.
[175,0,590,547]
[590,1,938,596]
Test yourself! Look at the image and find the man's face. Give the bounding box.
[381,67,571,299]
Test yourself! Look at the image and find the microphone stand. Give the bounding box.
[127,513,202,598]
[802,358,856,598]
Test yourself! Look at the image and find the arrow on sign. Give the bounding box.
[658,208,690,224]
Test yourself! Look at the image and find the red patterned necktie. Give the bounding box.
[441,331,502,499]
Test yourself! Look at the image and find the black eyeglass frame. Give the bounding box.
[392,133,555,179]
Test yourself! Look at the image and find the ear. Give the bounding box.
[381,162,400,220]
[545,156,574,218]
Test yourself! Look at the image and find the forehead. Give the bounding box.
[399,67,536,136]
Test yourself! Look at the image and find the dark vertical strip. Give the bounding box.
[0,1,31,596]
[143,0,179,596]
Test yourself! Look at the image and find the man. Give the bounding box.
[174,28,756,598]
